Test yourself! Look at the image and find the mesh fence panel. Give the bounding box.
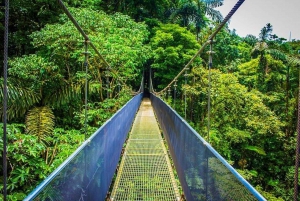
[150,94,266,201]
[25,93,143,201]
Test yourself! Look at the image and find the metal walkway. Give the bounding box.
[111,98,180,200]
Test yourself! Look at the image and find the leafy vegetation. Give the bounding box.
[161,24,300,200]
[1,0,300,200]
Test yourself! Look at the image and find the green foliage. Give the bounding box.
[8,54,83,111]
[100,0,173,21]
[76,87,132,130]
[150,23,201,89]
[255,186,285,201]
[187,68,283,158]
[168,24,300,200]
[0,123,84,200]
[179,66,290,199]
[9,55,60,91]
[212,29,252,69]
[0,79,41,120]
[30,8,150,82]
[243,145,266,156]
[3,1,300,200]
[25,106,55,143]
[237,57,259,88]
[166,0,223,40]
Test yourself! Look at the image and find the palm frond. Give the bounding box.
[267,49,287,61]
[0,80,41,119]
[243,35,258,46]
[203,0,224,8]
[252,42,268,53]
[44,83,82,108]
[205,7,223,23]
[26,106,55,142]
[169,1,199,26]
[259,23,273,41]
[243,145,266,156]
[287,56,300,66]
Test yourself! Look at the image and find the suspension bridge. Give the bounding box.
[2,0,271,200]
[24,91,265,201]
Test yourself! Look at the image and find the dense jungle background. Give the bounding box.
[1,0,300,200]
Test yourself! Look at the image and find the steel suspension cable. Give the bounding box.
[3,0,9,200]
[83,40,89,140]
[57,0,109,67]
[207,40,213,143]
[57,0,126,87]
[83,5,89,141]
[156,0,245,95]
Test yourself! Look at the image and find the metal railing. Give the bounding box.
[151,93,266,201]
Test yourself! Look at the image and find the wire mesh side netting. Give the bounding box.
[150,94,266,201]
[24,93,143,201]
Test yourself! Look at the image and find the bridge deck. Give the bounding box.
[111,98,180,200]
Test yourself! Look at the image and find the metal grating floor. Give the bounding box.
[111,98,180,201]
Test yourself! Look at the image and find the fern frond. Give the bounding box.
[26,106,55,142]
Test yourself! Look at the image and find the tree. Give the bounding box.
[1,7,150,199]
[0,0,102,63]
[30,8,150,98]
[167,0,223,40]
[100,0,174,21]
[150,23,201,89]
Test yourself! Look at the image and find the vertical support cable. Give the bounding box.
[106,70,109,99]
[149,68,152,93]
[205,40,213,199]
[156,0,245,95]
[207,40,213,143]
[174,80,177,109]
[141,69,144,93]
[83,40,89,140]
[3,0,9,200]
[146,68,152,93]
[294,68,300,201]
[184,68,188,119]
[83,40,90,199]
